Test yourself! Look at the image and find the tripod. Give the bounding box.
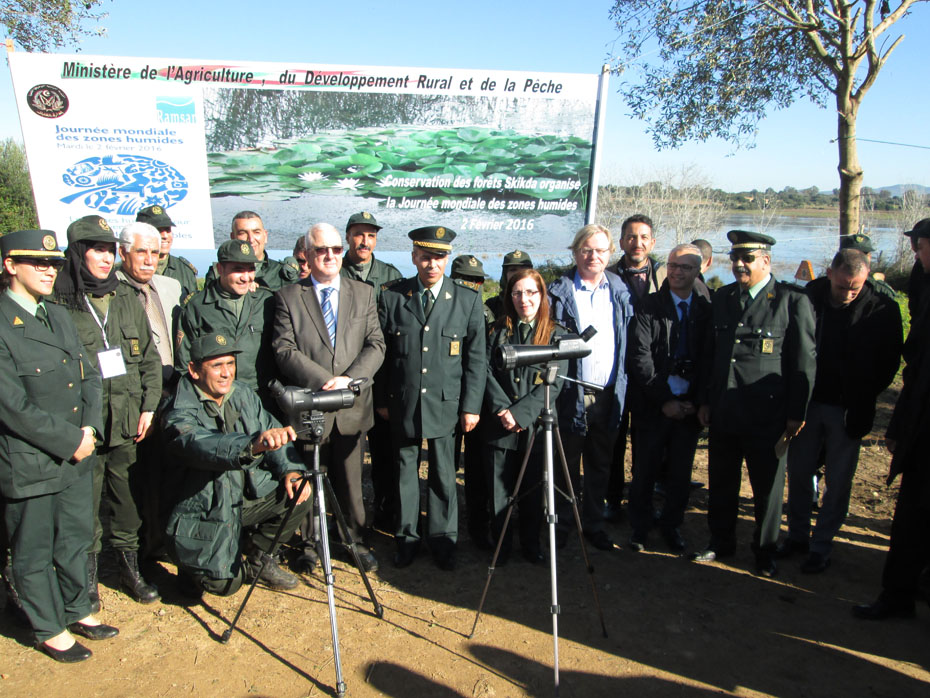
[222,411,384,698]
[469,361,608,696]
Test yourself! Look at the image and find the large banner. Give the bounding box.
[9,53,602,254]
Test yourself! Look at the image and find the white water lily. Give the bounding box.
[298,172,326,182]
[333,178,360,190]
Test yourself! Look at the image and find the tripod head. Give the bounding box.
[269,378,367,444]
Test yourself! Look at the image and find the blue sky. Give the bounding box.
[2,0,928,193]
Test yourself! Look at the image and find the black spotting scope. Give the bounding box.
[493,325,597,371]
[268,378,367,416]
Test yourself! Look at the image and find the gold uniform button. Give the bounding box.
[735,339,741,344]
[421,368,427,374]
[421,388,427,394]
[424,325,430,332]
[737,322,744,327]
[423,346,429,352]
[68,382,74,388]
[72,406,79,412]
[515,377,521,383]
[62,358,67,364]
[35,368,41,373]
[731,358,736,363]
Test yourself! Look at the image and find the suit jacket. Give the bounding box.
[700,277,816,436]
[377,276,487,440]
[0,293,102,498]
[272,277,385,438]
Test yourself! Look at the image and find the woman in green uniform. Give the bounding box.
[483,268,566,564]
[0,229,117,662]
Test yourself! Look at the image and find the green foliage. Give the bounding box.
[2,1,108,52]
[0,139,38,232]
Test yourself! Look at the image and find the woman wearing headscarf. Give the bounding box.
[53,215,162,608]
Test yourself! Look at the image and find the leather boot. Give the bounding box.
[117,550,160,604]
[86,552,100,614]
[245,548,298,590]
[3,550,30,627]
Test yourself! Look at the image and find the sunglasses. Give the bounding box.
[666,262,696,272]
[728,251,763,264]
[312,245,344,257]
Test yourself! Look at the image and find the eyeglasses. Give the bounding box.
[511,289,540,298]
[729,251,763,264]
[17,258,65,272]
[578,247,610,257]
[312,245,344,257]
[666,262,696,272]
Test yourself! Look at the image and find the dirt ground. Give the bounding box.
[1,382,929,698]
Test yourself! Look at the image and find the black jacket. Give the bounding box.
[805,277,902,438]
[626,287,711,422]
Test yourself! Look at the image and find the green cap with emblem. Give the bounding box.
[502,249,533,268]
[727,229,776,251]
[136,205,175,229]
[904,218,930,240]
[189,332,241,362]
[408,225,455,255]
[66,215,118,246]
[216,239,259,264]
[840,233,875,253]
[450,254,487,280]
[346,211,382,232]
[0,229,65,259]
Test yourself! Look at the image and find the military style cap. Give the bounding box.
[189,333,241,362]
[409,225,455,255]
[840,233,875,253]
[346,211,382,232]
[727,229,776,251]
[450,255,486,279]
[0,229,65,259]
[216,239,259,264]
[66,215,118,246]
[502,249,533,268]
[136,205,175,229]
[904,218,930,240]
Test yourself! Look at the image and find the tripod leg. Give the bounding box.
[221,475,311,644]
[320,474,383,618]
[315,471,348,697]
[541,421,561,693]
[552,425,609,639]
[468,428,538,639]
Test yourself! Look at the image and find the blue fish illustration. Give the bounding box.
[61,154,188,215]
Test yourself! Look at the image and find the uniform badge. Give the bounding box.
[98,218,111,231]
[240,243,250,255]
[449,340,460,356]
[216,334,227,345]
[363,211,372,219]
[468,256,478,267]
[436,227,445,238]
[129,338,141,356]
[761,338,774,354]
[42,234,57,250]
[444,291,452,300]
[513,250,522,258]
[12,316,23,326]
[153,206,163,214]
[534,372,543,385]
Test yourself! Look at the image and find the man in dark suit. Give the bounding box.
[627,243,712,552]
[377,226,487,570]
[693,230,816,577]
[273,223,385,572]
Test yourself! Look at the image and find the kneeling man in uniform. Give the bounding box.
[161,333,311,596]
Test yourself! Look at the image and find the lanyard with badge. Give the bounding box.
[85,296,127,379]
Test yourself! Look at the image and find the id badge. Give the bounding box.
[761,338,774,354]
[97,347,127,379]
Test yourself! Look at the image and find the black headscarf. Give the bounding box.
[53,240,119,310]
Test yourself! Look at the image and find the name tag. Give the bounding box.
[97,347,127,379]
[449,340,460,356]
[761,338,774,354]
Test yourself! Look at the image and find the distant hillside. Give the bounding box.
[876,184,930,197]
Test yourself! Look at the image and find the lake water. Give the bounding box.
[181,213,911,284]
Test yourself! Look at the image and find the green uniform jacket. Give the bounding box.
[377,276,487,440]
[341,255,402,304]
[482,322,566,449]
[701,277,816,436]
[0,294,103,498]
[161,376,303,578]
[161,254,199,299]
[58,285,162,448]
[175,282,276,396]
[204,255,298,292]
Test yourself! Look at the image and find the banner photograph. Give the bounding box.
[9,53,601,253]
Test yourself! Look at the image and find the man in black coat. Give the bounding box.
[626,244,711,552]
[779,249,901,573]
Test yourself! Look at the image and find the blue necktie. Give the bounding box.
[675,301,689,358]
[321,286,336,347]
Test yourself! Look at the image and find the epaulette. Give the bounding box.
[457,278,483,292]
[453,278,480,293]
[177,255,198,274]
[182,292,196,306]
[283,255,300,272]
[381,277,404,292]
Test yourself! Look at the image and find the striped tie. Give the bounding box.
[321,286,336,347]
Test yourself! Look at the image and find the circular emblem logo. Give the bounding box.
[436,227,445,238]
[240,243,251,255]
[42,235,57,251]
[854,235,864,243]
[468,256,478,267]
[362,212,371,219]
[216,335,227,346]
[97,218,111,231]
[152,206,163,214]
[27,84,69,119]
[513,250,522,258]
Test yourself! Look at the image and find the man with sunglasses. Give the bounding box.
[692,230,816,578]
[273,223,385,572]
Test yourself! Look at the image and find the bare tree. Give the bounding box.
[2,1,108,52]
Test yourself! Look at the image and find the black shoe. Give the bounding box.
[521,548,546,565]
[774,538,809,559]
[628,531,647,553]
[800,552,831,574]
[689,480,704,491]
[584,530,615,551]
[117,551,160,604]
[660,527,686,552]
[393,541,418,568]
[756,553,777,578]
[603,502,624,523]
[38,640,92,663]
[852,594,916,621]
[354,549,379,573]
[690,544,735,563]
[430,538,456,571]
[67,621,119,641]
[246,551,299,590]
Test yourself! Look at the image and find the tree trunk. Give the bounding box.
[836,91,862,240]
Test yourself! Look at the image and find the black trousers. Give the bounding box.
[881,469,930,600]
[706,428,786,552]
[460,427,490,540]
[487,440,544,555]
[367,411,396,522]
